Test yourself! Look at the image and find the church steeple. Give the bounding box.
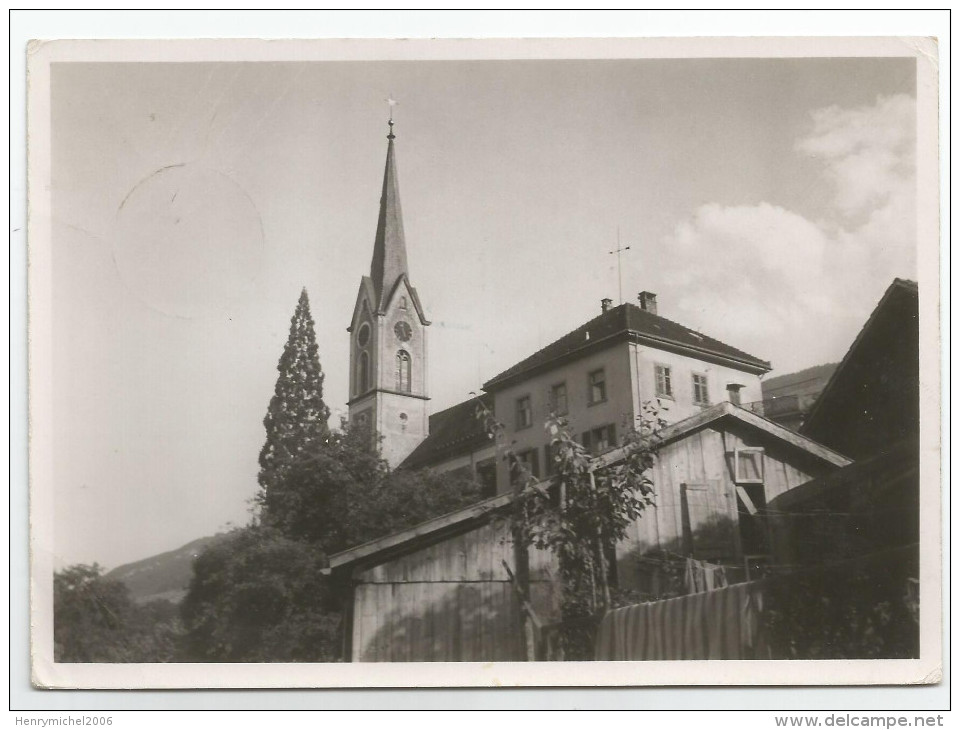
[347,115,431,468]
[369,119,409,313]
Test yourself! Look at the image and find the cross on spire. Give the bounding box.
[386,96,399,138]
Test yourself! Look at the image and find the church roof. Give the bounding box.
[400,393,494,470]
[369,124,409,313]
[483,302,771,391]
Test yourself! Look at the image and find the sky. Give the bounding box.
[48,56,918,569]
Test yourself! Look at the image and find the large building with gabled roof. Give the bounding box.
[475,294,772,492]
[392,290,773,495]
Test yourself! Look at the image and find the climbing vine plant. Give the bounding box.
[476,397,664,653]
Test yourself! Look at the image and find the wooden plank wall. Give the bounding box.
[719,423,824,503]
[352,520,559,662]
[616,423,826,590]
[351,422,835,659]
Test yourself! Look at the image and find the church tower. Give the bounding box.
[347,118,430,466]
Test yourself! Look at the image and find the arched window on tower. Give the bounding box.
[396,350,411,393]
[358,351,370,394]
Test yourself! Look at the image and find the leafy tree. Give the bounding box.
[179,526,340,662]
[185,421,482,662]
[477,399,662,658]
[257,424,382,549]
[135,599,183,662]
[199,287,487,662]
[347,454,483,552]
[258,422,482,554]
[258,289,331,497]
[54,564,183,662]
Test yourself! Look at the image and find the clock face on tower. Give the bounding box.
[394,321,412,342]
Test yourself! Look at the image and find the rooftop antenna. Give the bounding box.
[609,226,631,305]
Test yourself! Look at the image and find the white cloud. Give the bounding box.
[659,94,916,375]
[797,94,915,218]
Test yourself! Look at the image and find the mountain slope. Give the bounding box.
[105,534,228,604]
[755,362,838,431]
[762,362,838,400]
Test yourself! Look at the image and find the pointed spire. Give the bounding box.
[369,118,408,311]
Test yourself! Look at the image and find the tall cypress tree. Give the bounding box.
[258,289,331,495]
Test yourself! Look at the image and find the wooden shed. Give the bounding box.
[330,402,849,662]
[616,403,850,594]
[329,494,559,662]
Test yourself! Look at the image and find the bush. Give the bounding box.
[179,526,340,662]
[54,564,183,662]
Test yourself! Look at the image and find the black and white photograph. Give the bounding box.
[26,35,941,689]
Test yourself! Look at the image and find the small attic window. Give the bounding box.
[399,296,408,310]
[734,448,765,484]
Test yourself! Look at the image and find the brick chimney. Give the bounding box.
[601,297,613,313]
[726,383,744,406]
[638,291,658,315]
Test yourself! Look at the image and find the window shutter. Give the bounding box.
[680,481,734,560]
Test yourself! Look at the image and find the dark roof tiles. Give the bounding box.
[483,303,770,390]
[401,393,494,470]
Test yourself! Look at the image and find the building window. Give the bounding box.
[396,350,411,392]
[582,424,617,455]
[655,364,673,398]
[588,369,607,405]
[358,351,370,393]
[399,296,408,310]
[475,458,497,498]
[511,449,540,488]
[515,395,533,430]
[692,373,710,406]
[549,382,568,415]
